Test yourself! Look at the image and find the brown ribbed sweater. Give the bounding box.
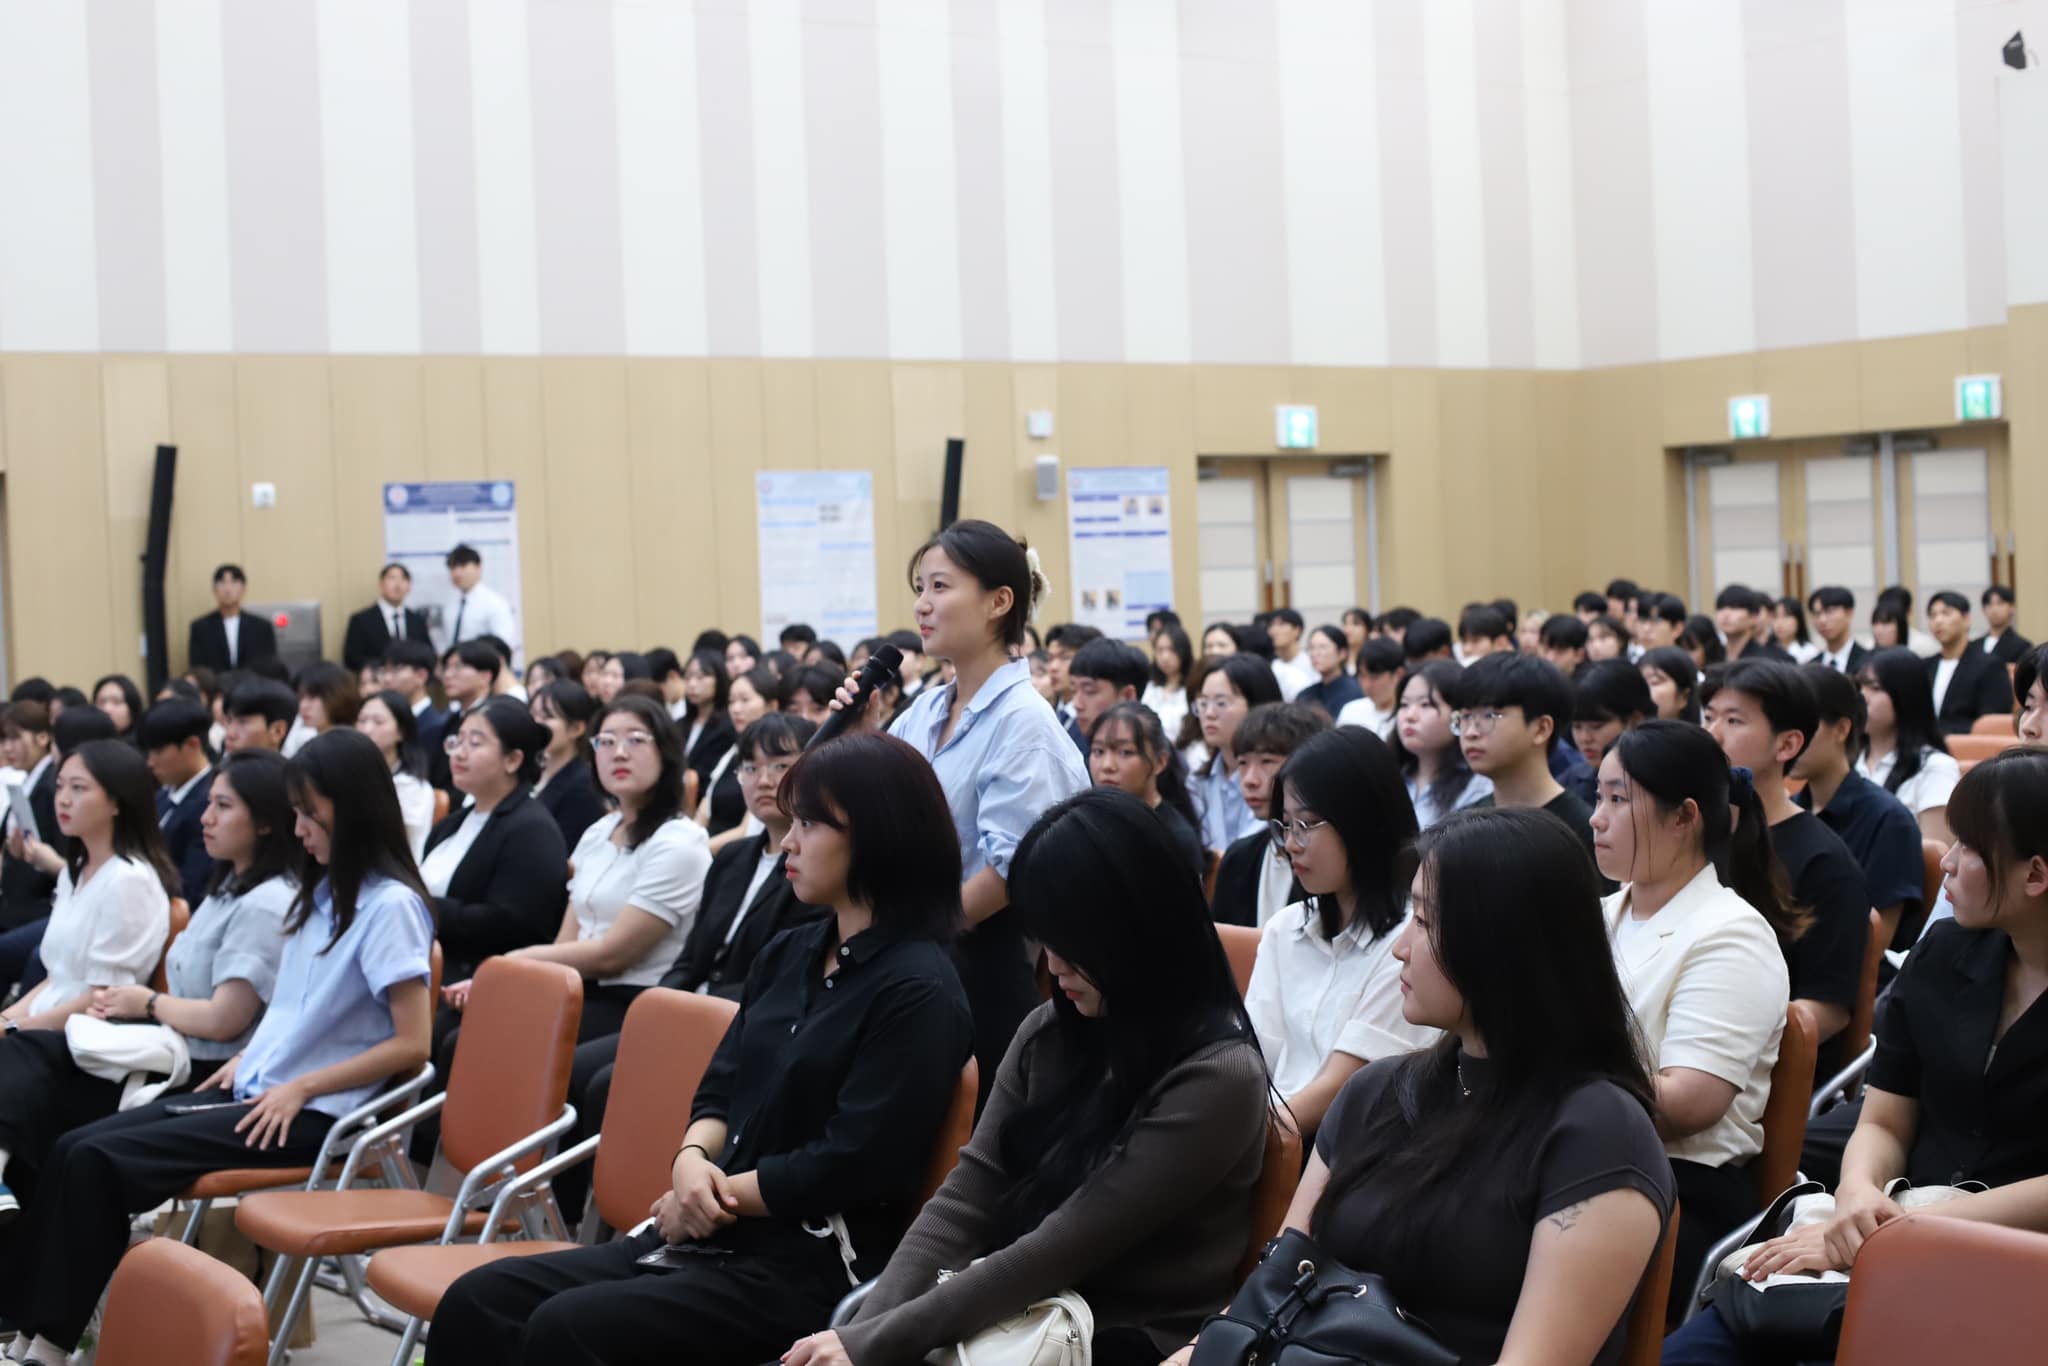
[837,1002,1270,1364]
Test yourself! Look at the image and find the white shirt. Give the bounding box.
[221,612,242,667]
[1139,682,1189,743]
[418,809,489,898]
[567,814,712,988]
[1817,642,1858,672]
[409,695,434,719]
[446,580,520,666]
[1244,902,1438,1096]
[1932,656,1961,713]
[31,857,171,1016]
[1784,640,1820,664]
[392,770,436,862]
[280,718,316,758]
[1604,864,1788,1168]
[1270,653,1317,703]
[161,766,210,823]
[1858,746,1961,816]
[722,846,784,950]
[1334,696,1395,740]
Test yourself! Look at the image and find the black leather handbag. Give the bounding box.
[1190,1229,1460,1366]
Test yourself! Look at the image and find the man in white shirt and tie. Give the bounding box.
[442,544,521,670]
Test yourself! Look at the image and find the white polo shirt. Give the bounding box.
[1244,901,1438,1097]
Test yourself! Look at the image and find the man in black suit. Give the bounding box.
[1807,585,1871,674]
[1927,590,2014,735]
[139,699,216,905]
[187,563,277,674]
[1980,585,2033,665]
[1717,585,1792,662]
[343,563,433,673]
[381,639,449,756]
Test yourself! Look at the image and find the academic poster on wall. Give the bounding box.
[382,481,523,651]
[756,470,880,644]
[1067,466,1174,640]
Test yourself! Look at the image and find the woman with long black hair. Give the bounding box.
[1856,646,1960,841]
[0,730,433,1365]
[1087,700,1204,885]
[1639,644,1702,723]
[1192,654,1284,852]
[790,788,1272,1366]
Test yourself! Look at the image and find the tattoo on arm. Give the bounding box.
[1544,1199,1591,1234]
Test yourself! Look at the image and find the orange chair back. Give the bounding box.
[96,1238,267,1366]
[1835,1215,2048,1364]
[440,957,582,1177]
[1621,1203,1680,1366]
[433,788,451,825]
[1841,910,1885,1063]
[1755,1003,1818,1202]
[1202,848,1221,902]
[1237,1116,1303,1281]
[151,897,192,993]
[1970,713,2017,736]
[1921,840,1947,918]
[1948,733,2017,766]
[430,940,444,1006]
[916,1060,980,1208]
[1215,924,1260,997]
[589,990,736,1234]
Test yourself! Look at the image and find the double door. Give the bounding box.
[1194,457,1379,628]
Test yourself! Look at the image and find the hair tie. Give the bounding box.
[1021,544,1047,625]
[1727,765,1755,806]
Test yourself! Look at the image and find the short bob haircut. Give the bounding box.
[1946,746,2048,910]
[1638,645,1702,724]
[777,732,963,942]
[908,519,1043,651]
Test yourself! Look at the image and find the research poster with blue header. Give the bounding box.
[756,470,880,644]
[382,481,523,652]
[1067,466,1174,640]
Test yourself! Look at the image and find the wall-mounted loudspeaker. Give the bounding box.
[1035,454,1060,502]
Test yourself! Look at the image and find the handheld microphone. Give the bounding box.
[806,644,904,749]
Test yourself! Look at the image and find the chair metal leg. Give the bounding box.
[1683,1213,1766,1322]
[267,1255,322,1366]
[179,1197,212,1245]
[388,1317,422,1366]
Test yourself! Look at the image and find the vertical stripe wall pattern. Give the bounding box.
[0,0,2033,364]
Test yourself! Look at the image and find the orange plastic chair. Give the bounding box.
[236,956,583,1366]
[1237,1117,1303,1281]
[365,990,738,1363]
[1215,924,1260,996]
[915,1060,980,1208]
[151,897,192,993]
[96,1238,267,1366]
[1921,839,1947,922]
[1948,733,2017,766]
[432,788,451,825]
[1621,1204,1680,1366]
[1841,909,1885,1065]
[1202,848,1222,902]
[1970,712,2017,736]
[1835,1215,2048,1364]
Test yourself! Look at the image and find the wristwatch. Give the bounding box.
[145,991,161,1022]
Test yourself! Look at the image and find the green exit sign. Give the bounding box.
[1728,395,1771,441]
[1955,374,2002,422]
[1275,405,1318,449]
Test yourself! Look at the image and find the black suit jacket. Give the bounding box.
[156,767,218,906]
[1985,631,2035,666]
[1209,829,1272,929]
[1821,642,1872,676]
[535,759,608,851]
[343,603,432,672]
[683,713,736,793]
[0,763,59,931]
[422,786,569,979]
[187,611,277,674]
[661,835,826,1000]
[1928,648,2015,735]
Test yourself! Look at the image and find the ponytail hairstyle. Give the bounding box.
[1855,647,1949,794]
[1611,719,1809,945]
[908,520,1045,650]
[1089,701,1198,834]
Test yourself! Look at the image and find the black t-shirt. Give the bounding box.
[1869,920,2048,1189]
[1313,1057,1674,1366]
[1475,787,1611,892]
[1800,771,1923,944]
[1152,801,1207,890]
[1769,810,1871,1076]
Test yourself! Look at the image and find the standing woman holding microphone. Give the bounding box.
[836,521,1089,1106]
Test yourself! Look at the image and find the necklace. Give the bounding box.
[1456,1059,1472,1098]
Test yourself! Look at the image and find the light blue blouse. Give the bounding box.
[234,874,434,1118]
[1193,761,1262,853]
[1407,772,1494,829]
[889,658,1089,881]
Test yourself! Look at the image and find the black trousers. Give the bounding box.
[553,1031,627,1229]
[1799,1098,1862,1190]
[1670,1158,1762,1324]
[954,911,1036,1113]
[0,1093,332,1350]
[0,1028,123,1181]
[425,1223,851,1366]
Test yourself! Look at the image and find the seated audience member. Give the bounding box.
[1066,639,1149,756]
[381,639,449,753]
[1665,747,2048,1365]
[1199,622,1239,662]
[1518,609,1548,655]
[0,750,294,1218]
[1795,666,1928,950]
[1855,647,1961,842]
[578,650,612,698]
[442,640,504,723]
[1703,661,1870,1074]
[1636,592,1688,653]
[1570,659,1652,769]
[1088,701,1203,887]
[1868,596,1910,651]
[524,656,567,695]
[723,634,761,680]
[1044,622,1104,720]
[696,666,780,848]
[1591,722,1795,1315]
[1246,727,1432,1136]
[1807,584,1868,674]
[1456,605,1515,661]
[1979,584,2031,663]
[1334,636,1403,738]
[1714,586,1790,662]
[138,699,218,905]
[1210,704,1330,929]
[1585,614,1629,663]
[530,681,607,851]
[805,639,846,672]
[0,703,59,944]
[474,634,523,698]
[1264,608,1315,701]
[1454,654,1598,865]
[0,710,118,990]
[355,689,436,860]
[673,648,736,791]
[1879,584,1940,657]
[1296,624,1364,718]
[1140,623,1194,743]
[1342,606,1374,661]
[425,733,974,1366]
[1638,645,1701,723]
[1208,807,1670,1366]
[776,621,818,655]
[1770,594,1820,663]
[1191,656,1284,854]
[783,665,841,725]
[89,675,144,745]
[48,688,87,723]
[2018,644,2048,743]
[1373,606,1420,645]
[1681,613,1726,669]
[1605,577,1640,621]
[798,789,1271,1366]
[1391,660,1491,828]
[1571,591,1609,623]
[1925,589,2015,735]
[1538,613,1590,677]
[1400,616,1455,664]
[0,731,431,1365]
[1026,651,1054,703]
[294,661,361,745]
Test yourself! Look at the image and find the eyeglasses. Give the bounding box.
[1448,709,1508,737]
[738,760,796,781]
[443,732,494,754]
[1267,817,1331,850]
[593,730,655,754]
[1193,697,1239,716]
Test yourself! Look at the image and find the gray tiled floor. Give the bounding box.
[286,1287,416,1366]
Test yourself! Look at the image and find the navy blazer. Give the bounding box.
[156,768,218,907]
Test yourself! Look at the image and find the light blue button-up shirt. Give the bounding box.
[889,658,1089,881]
[234,874,434,1118]
[1194,760,1263,852]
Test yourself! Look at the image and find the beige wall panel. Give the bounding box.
[1757,345,1860,439]
[478,359,554,656]
[1433,371,1501,606]
[813,362,903,632]
[1530,372,1585,606]
[958,364,1021,534]
[2005,307,2048,623]
[4,357,111,687]
[1007,367,1058,561]
[625,360,719,646]
[101,358,171,682]
[233,359,338,656]
[1293,367,1393,453]
[705,361,765,635]
[1381,370,1445,612]
[1033,367,1129,625]
[1571,366,1674,593]
[1191,365,1290,454]
[761,362,819,471]
[1122,366,1198,630]
[421,358,487,480]
[1478,371,1542,608]
[329,359,427,617]
[164,357,242,664]
[1859,333,1969,433]
[1964,327,2007,380]
[1660,353,1759,447]
[890,365,964,556]
[538,361,637,652]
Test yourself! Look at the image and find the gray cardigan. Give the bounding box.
[839,1001,1270,1363]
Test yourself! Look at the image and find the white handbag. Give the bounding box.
[940,1267,1092,1366]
